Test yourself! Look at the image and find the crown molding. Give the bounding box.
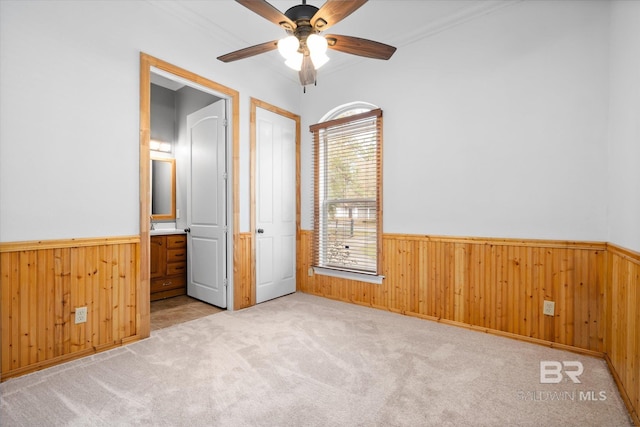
[393,0,522,48]
[146,0,300,85]
[145,0,522,86]
[320,0,522,78]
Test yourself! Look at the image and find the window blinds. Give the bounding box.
[310,108,382,275]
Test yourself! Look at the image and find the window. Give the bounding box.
[310,107,383,282]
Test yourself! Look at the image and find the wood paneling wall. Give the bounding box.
[0,237,140,380]
[298,231,640,423]
[298,231,606,353]
[605,244,640,426]
[2,231,637,423]
[234,232,254,309]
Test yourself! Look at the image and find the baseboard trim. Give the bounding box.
[301,290,605,358]
[605,353,640,426]
[0,336,144,382]
[404,311,605,358]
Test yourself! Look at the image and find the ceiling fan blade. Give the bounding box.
[325,34,397,60]
[236,0,296,31]
[217,40,278,62]
[311,0,367,32]
[299,55,316,86]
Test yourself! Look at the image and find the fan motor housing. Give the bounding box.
[284,4,319,22]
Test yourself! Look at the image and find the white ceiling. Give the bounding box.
[148,0,520,84]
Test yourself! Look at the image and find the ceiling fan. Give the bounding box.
[217,0,397,87]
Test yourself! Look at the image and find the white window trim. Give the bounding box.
[319,101,379,122]
[313,266,384,285]
[312,102,383,283]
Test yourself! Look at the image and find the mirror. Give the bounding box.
[151,156,176,220]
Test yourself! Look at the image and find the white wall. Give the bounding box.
[301,1,611,242]
[607,1,640,253]
[2,1,637,249]
[150,84,177,145]
[0,0,300,242]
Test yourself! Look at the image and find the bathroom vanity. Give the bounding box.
[150,233,187,301]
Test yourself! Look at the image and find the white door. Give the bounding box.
[255,108,296,303]
[186,100,227,308]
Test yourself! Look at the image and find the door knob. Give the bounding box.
[257,228,264,234]
[184,228,191,233]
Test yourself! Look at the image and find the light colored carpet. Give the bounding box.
[0,293,632,426]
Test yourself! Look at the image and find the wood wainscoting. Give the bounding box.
[297,231,639,425]
[0,236,140,381]
[606,244,640,426]
[298,231,606,353]
[234,232,254,309]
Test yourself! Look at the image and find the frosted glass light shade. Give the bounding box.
[284,52,303,71]
[310,52,329,69]
[278,36,299,59]
[307,34,329,69]
[307,34,328,54]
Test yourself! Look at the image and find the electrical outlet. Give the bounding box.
[75,307,87,324]
[308,267,314,277]
[543,300,555,316]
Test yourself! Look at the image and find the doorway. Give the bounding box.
[139,54,240,336]
[150,295,223,331]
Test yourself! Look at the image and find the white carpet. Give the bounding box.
[0,293,633,426]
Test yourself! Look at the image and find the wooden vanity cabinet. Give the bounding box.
[150,234,187,301]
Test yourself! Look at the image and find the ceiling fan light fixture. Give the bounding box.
[220,0,397,88]
[284,52,303,71]
[307,33,329,69]
[277,35,300,59]
[307,34,328,55]
[310,52,329,69]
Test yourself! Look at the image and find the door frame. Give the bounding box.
[250,98,301,305]
[138,53,240,338]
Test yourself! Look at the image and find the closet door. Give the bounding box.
[255,107,296,304]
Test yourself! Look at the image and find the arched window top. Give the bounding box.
[319,101,379,122]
